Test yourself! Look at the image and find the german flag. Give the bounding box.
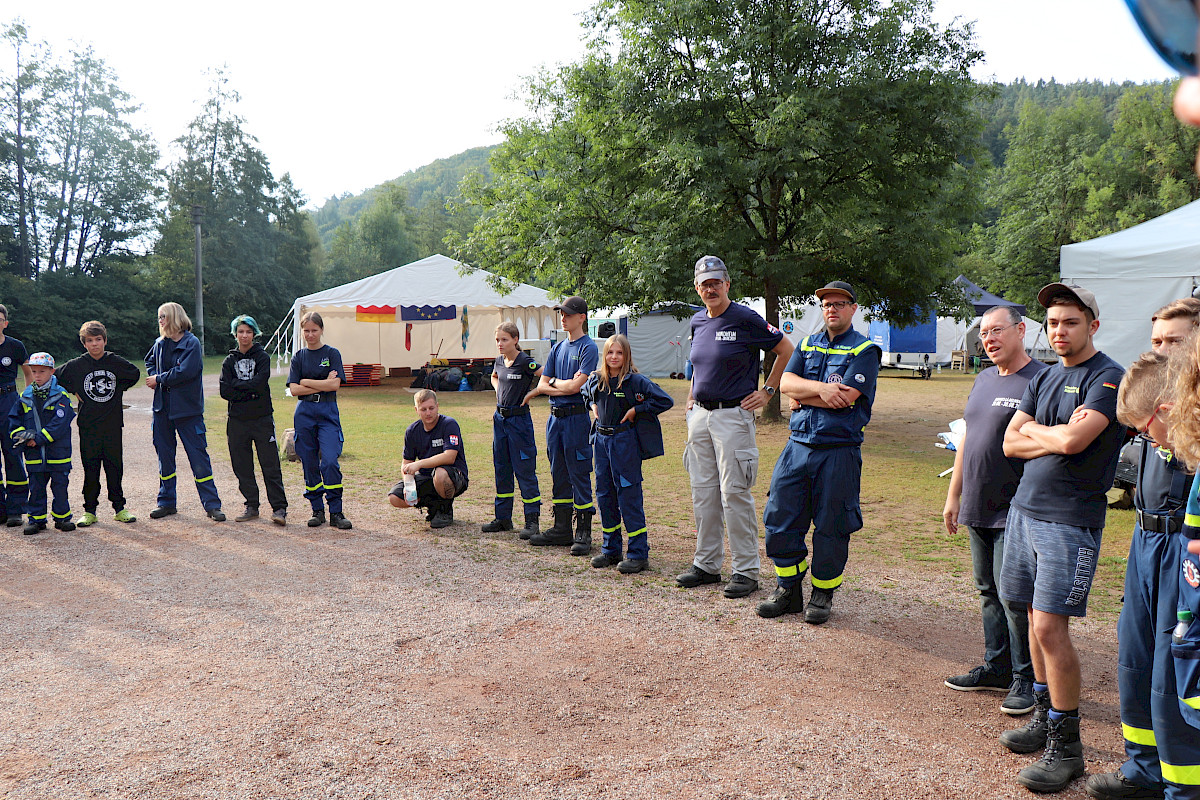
[356,305,397,323]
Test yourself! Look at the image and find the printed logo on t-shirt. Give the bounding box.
[319,358,330,368]
[1063,386,1080,394]
[1184,558,1200,589]
[827,373,843,383]
[715,331,737,342]
[853,373,865,384]
[432,438,444,448]
[991,396,1022,410]
[83,370,117,404]
[0,357,10,367]
[505,373,523,380]
[56,408,64,418]
[529,362,539,370]
[235,358,256,382]
[449,434,460,447]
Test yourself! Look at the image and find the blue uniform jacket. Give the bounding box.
[146,331,205,419]
[789,329,881,447]
[583,371,674,459]
[9,376,74,472]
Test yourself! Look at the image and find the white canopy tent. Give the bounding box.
[1060,200,1200,369]
[285,254,559,370]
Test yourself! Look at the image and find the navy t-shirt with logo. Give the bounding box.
[958,359,1049,529]
[542,335,598,407]
[403,414,468,479]
[1011,351,1126,529]
[0,336,28,388]
[493,351,540,408]
[288,345,343,406]
[689,303,783,404]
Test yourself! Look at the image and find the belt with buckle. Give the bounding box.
[596,422,632,436]
[1136,509,1182,534]
[550,404,586,418]
[497,405,530,418]
[300,392,324,403]
[696,397,746,411]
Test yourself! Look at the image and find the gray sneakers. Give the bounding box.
[1002,675,1037,716]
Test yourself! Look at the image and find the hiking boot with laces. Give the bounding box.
[1002,674,1037,715]
[945,664,1010,692]
[1016,714,1085,793]
[1001,689,1051,753]
[1084,770,1165,800]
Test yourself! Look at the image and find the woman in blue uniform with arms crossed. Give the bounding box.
[288,311,352,530]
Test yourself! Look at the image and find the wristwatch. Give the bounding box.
[549,377,558,388]
[764,386,777,396]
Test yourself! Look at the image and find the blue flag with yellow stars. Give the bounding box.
[401,305,456,321]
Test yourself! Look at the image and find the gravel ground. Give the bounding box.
[0,380,1125,799]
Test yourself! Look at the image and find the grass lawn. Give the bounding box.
[202,363,1135,623]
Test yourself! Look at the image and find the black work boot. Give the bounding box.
[1017,714,1085,793]
[481,518,513,533]
[530,505,573,546]
[805,587,835,624]
[1084,770,1164,800]
[1001,689,1051,753]
[756,583,805,618]
[569,510,593,556]
[518,514,539,540]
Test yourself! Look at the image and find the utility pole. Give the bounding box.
[192,204,205,352]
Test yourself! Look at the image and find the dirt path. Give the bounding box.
[0,380,1125,799]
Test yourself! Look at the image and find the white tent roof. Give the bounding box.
[1061,200,1200,368]
[292,253,556,310]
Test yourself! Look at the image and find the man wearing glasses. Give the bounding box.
[756,281,880,624]
[943,306,1047,715]
[998,283,1126,793]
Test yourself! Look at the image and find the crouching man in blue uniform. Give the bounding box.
[757,281,880,624]
[9,353,75,535]
[389,389,468,529]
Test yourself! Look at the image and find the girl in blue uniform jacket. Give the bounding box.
[582,334,673,574]
[9,353,75,534]
[145,302,224,521]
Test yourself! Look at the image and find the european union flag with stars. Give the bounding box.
[401,305,456,321]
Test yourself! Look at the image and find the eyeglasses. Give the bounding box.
[980,323,1016,339]
[820,301,852,311]
[1126,0,1198,76]
[1139,406,1161,435]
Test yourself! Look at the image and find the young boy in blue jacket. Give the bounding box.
[9,353,75,535]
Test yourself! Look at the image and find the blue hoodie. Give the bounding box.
[9,375,74,472]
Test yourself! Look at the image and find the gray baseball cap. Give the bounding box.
[1037,282,1100,319]
[694,255,730,284]
[815,281,857,304]
[554,296,588,315]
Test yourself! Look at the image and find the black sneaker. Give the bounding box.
[1002,675,1036,715]
[430,511,454,529]
[945,664,1011,693]
[307,510,327,528]
[481,518,513,533]
[1001,689,1051,753]
[592,553,620,569]
[676,565,721,588]
[805,587,835,624]
[617,558,648,574]
[330,512,353,530]
[207,508,226,522]
[1084,770,1165,800]
[149,506,177,519]
[723,574,759,598]
[756,584,805,618]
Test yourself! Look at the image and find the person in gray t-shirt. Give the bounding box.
[943,306,1047,715]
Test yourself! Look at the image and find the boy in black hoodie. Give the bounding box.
[56,321,141,527]
[220,314,287,525]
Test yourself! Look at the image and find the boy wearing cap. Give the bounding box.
[998,282,1126,793]
[9,352,76,535]
[220,314,287,525]
[56,321,142,527]
[525,295,599,553]
[757,281,880,624]
[0,304,33,526]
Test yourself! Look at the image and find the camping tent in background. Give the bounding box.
[281,254,559,370]
[1060,199,1200,369]
[956,275,1026,317]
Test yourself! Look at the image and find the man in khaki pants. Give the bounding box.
[678,256,792,599]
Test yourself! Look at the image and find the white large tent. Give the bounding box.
[285,254,559,370]
[1060,200,1200,369]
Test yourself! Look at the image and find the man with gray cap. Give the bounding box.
[997,282,1126,793]
[526,295,599,553]
[756,280,881,624]
[678,256,793,599]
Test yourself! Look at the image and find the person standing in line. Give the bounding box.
[678,256,793,600]
[942,306,1046,713]
[220,315,288,526]
[9,353,75,535]
[756,281,880,624]
[482,322,543,539]
[146,302,225,522]
[998,283,1126,793]
[0,304,33,527]
[56,320,141,527]
[287,311,352,530]
[525,296,599,554]
[583,334,674,574]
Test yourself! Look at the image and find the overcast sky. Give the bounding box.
[7,0,1180,207]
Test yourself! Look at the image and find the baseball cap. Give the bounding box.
[814,281,857,304]
[1037,282,1100,319]
[554,296,588,315]
[28,352,54,369]
[694,256,730,284]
